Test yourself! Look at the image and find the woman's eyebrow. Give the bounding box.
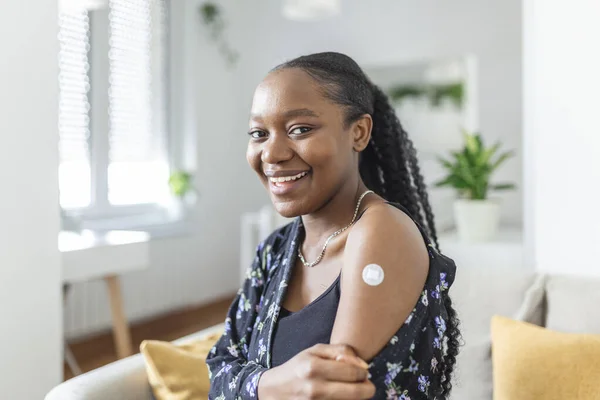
[283,108,320,118]
[250,108,320,122]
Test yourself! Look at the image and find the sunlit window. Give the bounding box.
[58,11,92,209]
[58,0,169,216]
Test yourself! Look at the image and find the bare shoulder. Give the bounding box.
[345,201,429,271]
[331,201,430,359]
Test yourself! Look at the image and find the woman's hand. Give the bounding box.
[257,343,375,400]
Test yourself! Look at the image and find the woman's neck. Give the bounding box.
[300,179,369,249]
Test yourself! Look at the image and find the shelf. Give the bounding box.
[439,228,523,246]
[438,227,525,270]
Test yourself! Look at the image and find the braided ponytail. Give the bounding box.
[273,52,459,398]
[363,84,439,246]
[367,83,459,399]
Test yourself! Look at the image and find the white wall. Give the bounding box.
[0,0,63,397]
[66,0,524,337]
[523,0,600,274]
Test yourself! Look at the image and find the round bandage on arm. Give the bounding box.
[361,264,385,286]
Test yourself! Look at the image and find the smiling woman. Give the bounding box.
[246,68,361,219]
[206,52,460,400]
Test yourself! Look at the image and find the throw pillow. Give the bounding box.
[141,330,223,400]
[491,315,600,400]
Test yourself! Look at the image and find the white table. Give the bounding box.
[59,230,150,360]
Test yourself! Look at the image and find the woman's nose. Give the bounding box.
[261,134,293,164]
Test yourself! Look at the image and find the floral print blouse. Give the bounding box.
[206,204,457,399]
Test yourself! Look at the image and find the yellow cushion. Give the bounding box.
[491,315,600,400]
[140,330,223,400]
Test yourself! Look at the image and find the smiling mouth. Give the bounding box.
[266,171,309,195]
[268,171,308,184]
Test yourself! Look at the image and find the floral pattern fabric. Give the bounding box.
[206,204,457,399]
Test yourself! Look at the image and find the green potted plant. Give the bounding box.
[167,170,195,220]
[168,170,192,198]
[435,130,515,241]
[388,82,464,108]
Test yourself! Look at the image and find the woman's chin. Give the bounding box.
[271,199,306,219]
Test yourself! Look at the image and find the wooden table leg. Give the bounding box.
[104,275,133,358]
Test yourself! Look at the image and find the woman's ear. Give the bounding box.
[351,114,373,152]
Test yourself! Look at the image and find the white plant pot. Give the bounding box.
[166,197,186,220]
[166,191,196,221]
[453,199,501,242]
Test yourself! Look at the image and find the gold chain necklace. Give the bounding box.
[298,190,373,268]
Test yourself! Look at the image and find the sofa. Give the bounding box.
[45,266,600,400]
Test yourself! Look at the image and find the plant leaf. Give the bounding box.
[434,178,452,188]
[490,150,515,172]
[455,153,476,185]
[491,183,516,191]
[434,174,471,190]
[169,171,192,197]
[388,85,425,105]
[448,175,471,189]
[477,141,500,168]
[474,134,484,153]
[200,3,220,24]
[463,131,479,155]
[436,156,454,171]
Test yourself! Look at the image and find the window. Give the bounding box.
[59,0,170,227]
[58,10,92,209]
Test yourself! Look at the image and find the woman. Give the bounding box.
[206,52,459,400]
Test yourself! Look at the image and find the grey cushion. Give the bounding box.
[545,275,600,333]
[450,337,494,400]
[449,266,538,400]
[513,274,547,326]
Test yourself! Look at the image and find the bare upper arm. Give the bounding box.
[330,203,429,361]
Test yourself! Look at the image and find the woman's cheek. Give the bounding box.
[246,144,261,172]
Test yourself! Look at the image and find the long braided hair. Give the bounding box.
[273,52,460,398]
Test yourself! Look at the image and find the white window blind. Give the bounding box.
[59,0,169,214]
[58,10,92,209]
[108,0,168,206]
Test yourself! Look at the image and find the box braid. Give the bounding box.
[273,52,460,398]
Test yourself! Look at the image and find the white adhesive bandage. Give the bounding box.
[362,264,384,286]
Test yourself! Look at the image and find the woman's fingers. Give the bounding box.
[303,358,368,383]
[335,353,370,370]
[309,343,369,369]
[299,343,374,399]
[305,380,377,400]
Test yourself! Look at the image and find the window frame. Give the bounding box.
[61,0,178,232]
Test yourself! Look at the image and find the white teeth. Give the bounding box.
[269,171,307,183]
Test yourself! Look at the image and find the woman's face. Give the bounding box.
[247,68,364,218]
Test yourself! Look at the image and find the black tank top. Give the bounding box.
[271,273,342,368]
[269,205,370,368]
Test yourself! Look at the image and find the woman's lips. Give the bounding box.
[267,171,309,195]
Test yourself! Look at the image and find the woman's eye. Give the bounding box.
[249,130,267,139]
[290,126,312,135]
